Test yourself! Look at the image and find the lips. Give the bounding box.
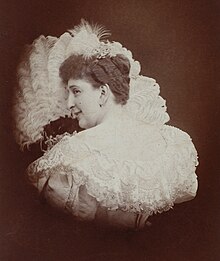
[70,110,82,119]
[74,111,82,118]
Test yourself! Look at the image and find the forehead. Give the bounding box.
[67,78,94,90]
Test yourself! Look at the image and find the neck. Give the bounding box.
[99,102,123,125]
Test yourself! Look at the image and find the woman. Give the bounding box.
[16,20,198,229]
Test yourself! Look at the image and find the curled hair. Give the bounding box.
[59,54,130,104]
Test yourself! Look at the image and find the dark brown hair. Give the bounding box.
[59,54,130,104]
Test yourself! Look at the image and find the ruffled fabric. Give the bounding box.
[27,118,198,218]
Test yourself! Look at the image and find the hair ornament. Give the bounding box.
[63,19,141,77]
[69,19,111,40]
[65,19,110,59]
[94,42,112,59]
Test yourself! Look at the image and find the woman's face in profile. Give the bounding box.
[67,78,103,129]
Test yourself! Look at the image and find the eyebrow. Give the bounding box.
[68,85,80,89]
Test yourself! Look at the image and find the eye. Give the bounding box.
[71,89,81,96]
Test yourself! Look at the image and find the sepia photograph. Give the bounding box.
[0,0,219,260]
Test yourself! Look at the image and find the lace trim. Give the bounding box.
[27,126,198,216]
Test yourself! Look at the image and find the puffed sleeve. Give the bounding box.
[26,135,97,219]
[27,135,88,189]
[161,125,198,205]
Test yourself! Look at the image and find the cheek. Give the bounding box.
[81,97,100,113]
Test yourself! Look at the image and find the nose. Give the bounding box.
[67,92,75,110]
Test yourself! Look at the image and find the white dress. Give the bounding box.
[27,91,198,227]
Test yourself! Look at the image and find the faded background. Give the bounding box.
[0,0,219,260]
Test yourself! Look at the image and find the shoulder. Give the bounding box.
[161,125,194,145]
[160,125,199,166]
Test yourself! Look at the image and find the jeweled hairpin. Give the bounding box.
[92,42,112,59]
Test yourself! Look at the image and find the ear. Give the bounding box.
[99,84,110,106]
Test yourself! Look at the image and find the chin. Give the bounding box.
[78,120,90,129]
[79,119,96,130]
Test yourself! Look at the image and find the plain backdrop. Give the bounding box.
[0,0,219,260]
